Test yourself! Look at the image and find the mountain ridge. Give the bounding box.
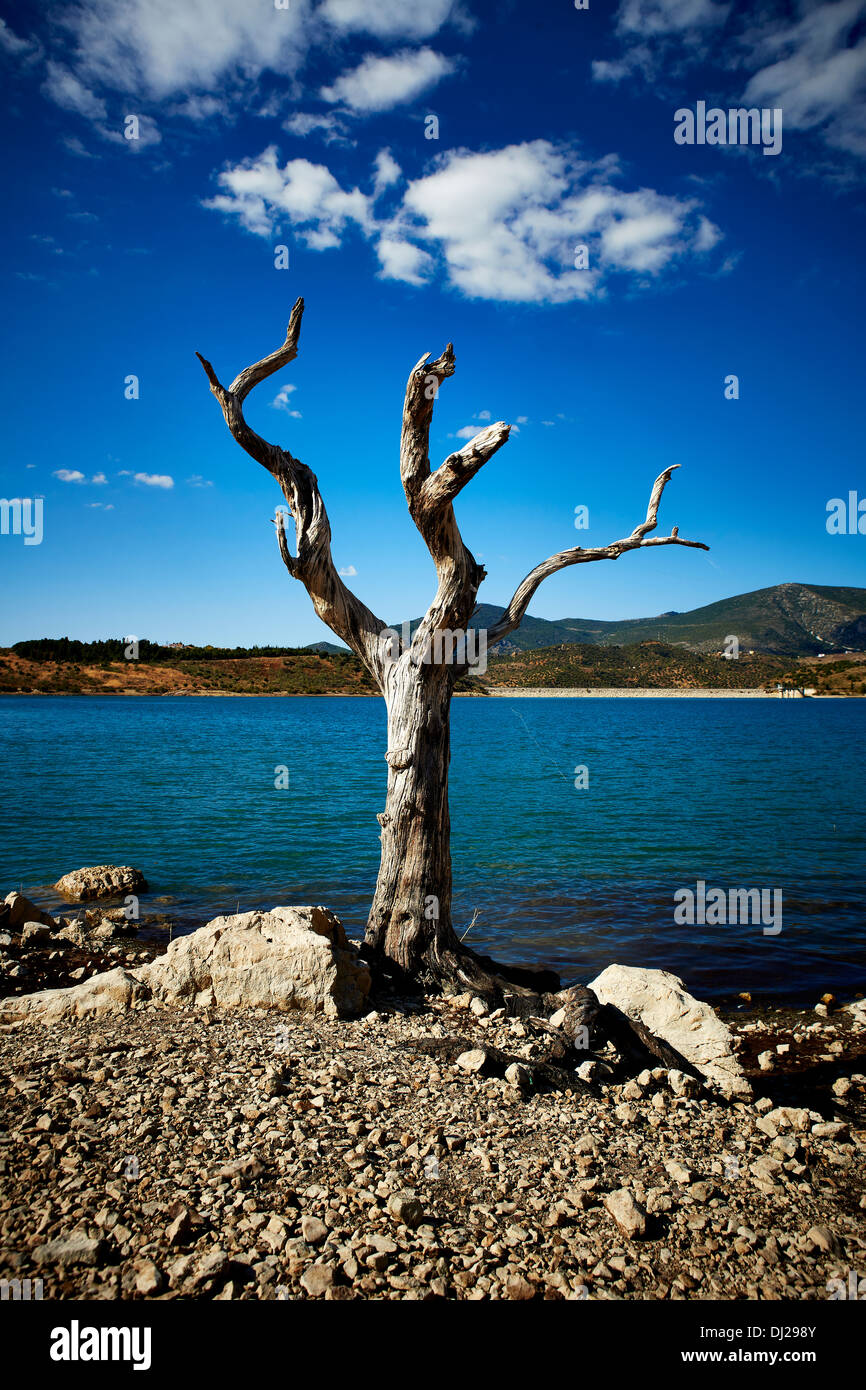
[420,583,866,657]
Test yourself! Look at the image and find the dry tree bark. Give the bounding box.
[198,299,708,999]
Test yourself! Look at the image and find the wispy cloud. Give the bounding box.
[272,384,302,417]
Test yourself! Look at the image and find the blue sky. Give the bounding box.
[1,0,865,647]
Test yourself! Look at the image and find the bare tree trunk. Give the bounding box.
[198,299,708,997]
[366,659,459,980]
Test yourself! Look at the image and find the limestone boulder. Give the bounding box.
[1,967,145,1025]
[3,892,57,931]
[54,865,148,901]
[0,905,370,1026]
[142,905,370,1016]
[587,963,751,1099]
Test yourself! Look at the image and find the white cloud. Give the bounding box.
[694,215,722,252]
[101,114,162,149]
[591,0,727,83]
[596,0,866,163]
[170,94,228,122]
[205,145,373,243]
[373,148,401,193]
[43,61,108,122]
[455,426,479,439]
[617,0,729,36]
[321,48,455,112]
[283,111,352,145]
[92,472,108,484]
[398,141,718,301]
[87,501,115,509]
[0,19,41,60]
[742,0,866,156]
[475,409,491,420]
[53,469,86,483]
[61,135,99,159]
[320,0,462,40]
[339,564,358,576]
[186,474,213,487]
[134,472,174,488]
[61,0,310,101]
[42,59,163,151]
[272,384,303,416]
[376,235,432,285]
[206,139,720,303]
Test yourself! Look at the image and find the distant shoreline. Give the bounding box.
[476,687,846,699]
[1,687,851,699]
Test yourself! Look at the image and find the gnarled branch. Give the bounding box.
[197,299,388,683]
[421,421,510,511]
[399,346,506,656]
[400,344,455,503]
[488,465,708,648]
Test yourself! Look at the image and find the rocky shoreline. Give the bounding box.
[1,881,864,1303]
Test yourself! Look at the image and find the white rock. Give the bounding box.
[54,865,148,901]
[766,1105,811,1133]
[806,1225,839,1254]
[588,964,751,1099]
[664,1159,692,1185]
[812,1121,849,1140]
[21,922,52,943]
[0,906,370,1025]
[667,1068,701,1097]
[845,999,866,1027]
[603,1188,647,1239]
[133,1259,163,1295]
[456,1048,487,1075]
[575,1060,602,1083]
[35,1234,104,1267]
[300,1263,333,1296]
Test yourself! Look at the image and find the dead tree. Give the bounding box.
[198,299,708,997]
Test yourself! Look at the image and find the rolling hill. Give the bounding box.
[423,583,866,657]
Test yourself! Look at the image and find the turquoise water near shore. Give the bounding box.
[1,695,864,1001]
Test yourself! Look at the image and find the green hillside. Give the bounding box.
[445,583,866,657]
[483,641,789,690]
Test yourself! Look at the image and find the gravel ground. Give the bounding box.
[1,941,864,1302]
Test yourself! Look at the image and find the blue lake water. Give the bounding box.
[1,695,864,1002]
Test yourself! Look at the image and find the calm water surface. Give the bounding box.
[1,695,864,1001]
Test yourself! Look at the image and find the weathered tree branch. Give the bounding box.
[487,465,708,648]
[197,299,388,683]
[421,421,511,511]
[400,345,456,501]
[398,347,504,657]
